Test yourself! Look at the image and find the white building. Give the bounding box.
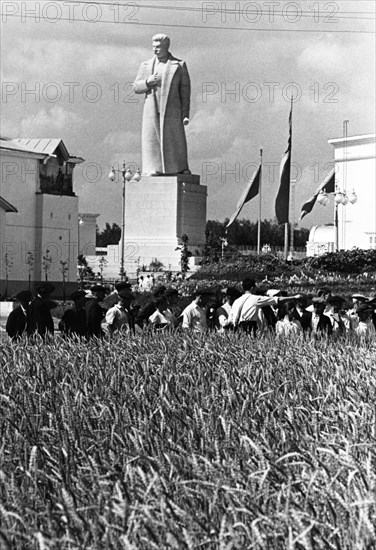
[0,138,84,296]
[307,133,376,255]
[78,212,99,256]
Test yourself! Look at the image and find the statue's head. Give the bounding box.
[152,34,170,59]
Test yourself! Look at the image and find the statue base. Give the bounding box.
[122,174,207,273]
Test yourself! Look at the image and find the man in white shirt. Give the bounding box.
[355,303,376,338]
[181,288,212,332]
[275,300,303,337]
[228,277,301,336]
[105,282,134,335]
[215,287,242,332]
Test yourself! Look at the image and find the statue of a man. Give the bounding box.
[133,34,191,176]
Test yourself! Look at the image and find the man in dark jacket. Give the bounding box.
[6,290,31,340]
[27,283,55,337]
[85,285,107,338]
[59,290,87,338]
[135,284,166,329]
[310,297,333,337]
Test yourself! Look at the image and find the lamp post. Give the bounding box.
[78,215,84,257]
[108,162,141,280]
[317,187,357,251]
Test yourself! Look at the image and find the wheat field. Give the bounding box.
[1,332,375,549]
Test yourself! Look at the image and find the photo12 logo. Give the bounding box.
[2,81,140,104]
[201,2,340,24]
[201,161,337,184]
[201,81,339,104]
[1,1,140,24]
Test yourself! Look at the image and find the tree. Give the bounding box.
[149,258,164,272]
[77,254,95,289]
[205,219,309,248]
[96,223,121,247]
[42,249,52,282]
[98,256,108,284]
[26,251,35,291]
[3,253,13,299]
[176,234,191,278]
[60,260,69,302]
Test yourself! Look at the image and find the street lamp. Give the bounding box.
[317,187,358,251]
[108,162,141,280]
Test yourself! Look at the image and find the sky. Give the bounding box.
[1,0,375,231]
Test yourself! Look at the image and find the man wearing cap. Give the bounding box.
[355,303,376,337]
[105,282,135,335]
[27,283,55,337]
[181,288,212,332]
[6,290,31,340]
[58,290,87,338]
[85,285,107,338]
[228,278,301,336]
[310,297,333,337]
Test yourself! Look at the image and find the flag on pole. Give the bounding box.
[299,169,335,220]
[226,164,261,228]
[275,101,292,224]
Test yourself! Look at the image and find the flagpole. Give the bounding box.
[284,96,293,260]
[257,148,263,255]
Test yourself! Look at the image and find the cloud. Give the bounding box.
[103,130,142,167]
[298,42,347,74]
[20,106,84,135]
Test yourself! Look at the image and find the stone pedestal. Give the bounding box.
[123,174,207,272]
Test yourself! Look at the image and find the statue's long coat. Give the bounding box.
[133,54,191,175]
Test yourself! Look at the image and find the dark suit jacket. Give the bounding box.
[59,308,86,337]
[295,309,312,332]
[135,301,157,328]
[85,298,105,338]
[27,296,54,336]
[313,313,333,336]
[6,306,28,339]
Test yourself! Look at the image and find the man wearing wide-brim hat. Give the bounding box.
[59,290,87,338]
[326,295,351,334]
[310,296,333,337]
[6,290,32,340]
[85,285,108,338]
[27,283,55,337]
[347,293,370,330]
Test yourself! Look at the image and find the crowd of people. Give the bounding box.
[4,277,376,342]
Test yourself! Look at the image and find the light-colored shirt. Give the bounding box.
[355,321,376,337]
[215,302,232,331]
[276,317,303,337]
[181,301,207,331]
[149,309,170,328]
[105,303,130,334]
[228,293,278,326]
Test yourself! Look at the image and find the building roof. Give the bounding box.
[0,138,47,157]
[3,138,84,163]
[328,134,376,148]
[308,225,335,243]
[0,196,18,212]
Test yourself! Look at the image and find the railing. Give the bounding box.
[39,174,74,195]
